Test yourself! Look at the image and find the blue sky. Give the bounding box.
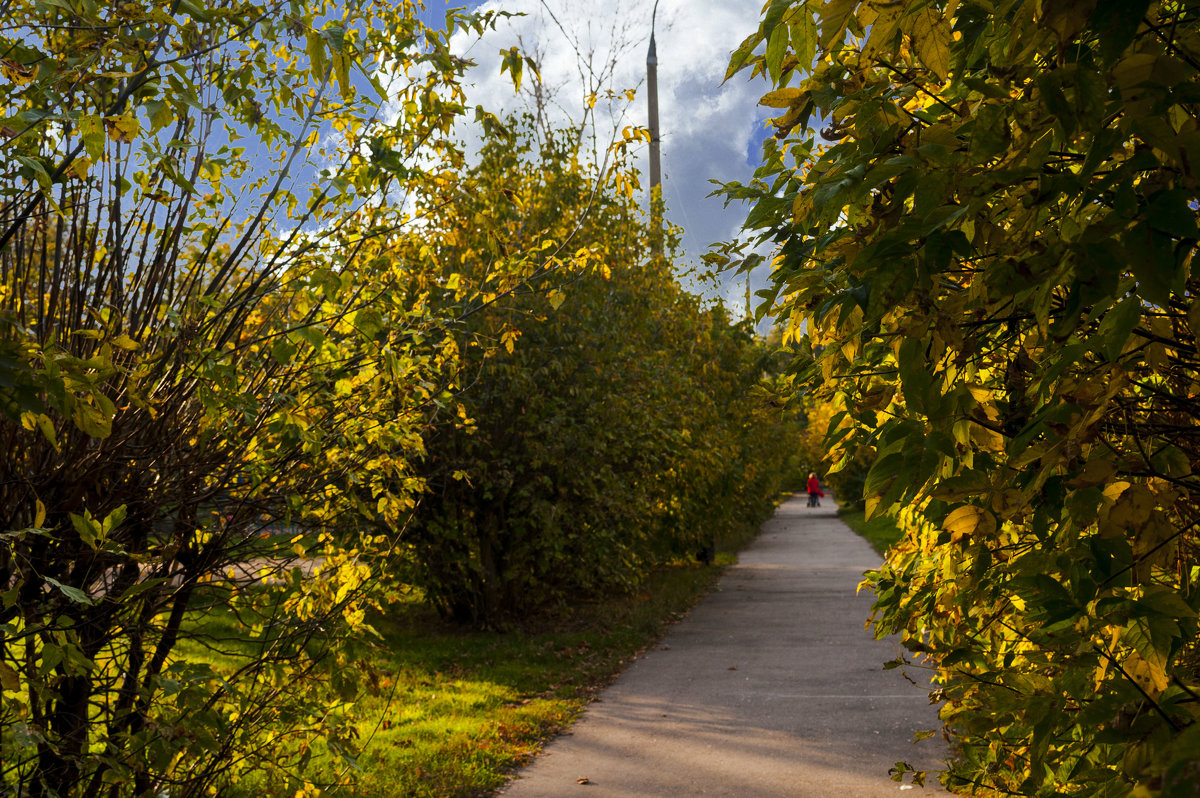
[420,0,777,316]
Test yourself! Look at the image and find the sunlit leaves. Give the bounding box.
[0,0,532,793]
[389,116,804,626]
[726,0,1200,795]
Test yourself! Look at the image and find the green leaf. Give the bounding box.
[77,114,105,161]
[897,337,933,414]
[1138,586,1198,620]
[271,338,297,366]
[1123,617,1177,671]
[117,578,170,602]
[724,33,761,83]
[307,30,328,81]
[44,577,94,605]
[71,398,112,439]
[864,452,905,501]
[1097,295,1141,362]
[70,511,100,549]
[1090,0,1153,65]
[500,46,523,91]
[765,24,789,84]
[1145,189,1199,239]
[101,505,126,537]
[14,156,52,190]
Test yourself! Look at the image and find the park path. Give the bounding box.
[498,495,947,797]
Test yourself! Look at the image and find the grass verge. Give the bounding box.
[319,560,728,797]
[200,552,737,798]
[837,502,904,556]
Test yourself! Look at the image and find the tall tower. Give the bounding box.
[647,1,662,253]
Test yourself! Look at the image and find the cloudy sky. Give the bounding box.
[425,0,775,316]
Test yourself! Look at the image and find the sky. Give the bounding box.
[425,0,776,318]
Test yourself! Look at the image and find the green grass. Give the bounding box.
[310,561,729,797]
[180,552,735,798]
[837,502,904,556]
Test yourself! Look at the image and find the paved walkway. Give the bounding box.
[499,496,947,797]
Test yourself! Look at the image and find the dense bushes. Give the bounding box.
[400,126,803,625]
[726,1,1200,795]
[0,0,805,790]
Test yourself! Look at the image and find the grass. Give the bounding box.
[329,565,724,797]
[179,549,739,798]
[163,499,785,797]
[836,501,904,556]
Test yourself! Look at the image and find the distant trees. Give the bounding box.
[725,1,1200,795]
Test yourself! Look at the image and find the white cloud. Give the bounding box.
[447,0,779,324]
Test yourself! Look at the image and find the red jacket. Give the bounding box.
[807,477,824,496]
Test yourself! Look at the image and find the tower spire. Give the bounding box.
[647,0,662,254]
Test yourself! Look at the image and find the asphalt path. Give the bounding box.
[498,495,948,797]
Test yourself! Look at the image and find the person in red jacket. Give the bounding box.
[807,472,825,507]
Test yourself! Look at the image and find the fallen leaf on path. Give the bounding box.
[576,777,590,784]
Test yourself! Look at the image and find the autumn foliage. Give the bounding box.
[0,1,800,795]
[398,123,800,625]
[724,0,1200,795]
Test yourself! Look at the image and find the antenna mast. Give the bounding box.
[647,0,662,253]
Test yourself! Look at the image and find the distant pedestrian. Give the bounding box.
[806,472,825,507]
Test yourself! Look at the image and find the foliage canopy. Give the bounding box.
[402,121,801,625]
[724,0,1200,795]
[0,0,803,793]
[0,0,549,793]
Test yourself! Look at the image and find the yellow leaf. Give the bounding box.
[759,88,806,108]
[306,31,328,82]
[964,383,992,403]
[501,329,521,354]
[1124,651,1169,699]
[943,505,996,543]
[548,289,566,311]
[0,59,36,85]
[35,499,46,528]
[67,156,92,180]
[1040,0,1098,44]
[819,0,858,48]
[0,661,19,691]
[110,334,140,351]
[863,1,904,56]
[1103,480,1131,501]
[1107,484,1155,528]
[906,9,952,81]
[864,493,884,520]
[990,489,1024,520]
[969,422,1004,452]
[1188,295,1200,337]
[104,113,140,144]
[856,383,895,411]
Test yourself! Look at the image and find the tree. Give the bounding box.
[722,1,1200,795]
[0,1,530,793]
[395,115,802,626]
